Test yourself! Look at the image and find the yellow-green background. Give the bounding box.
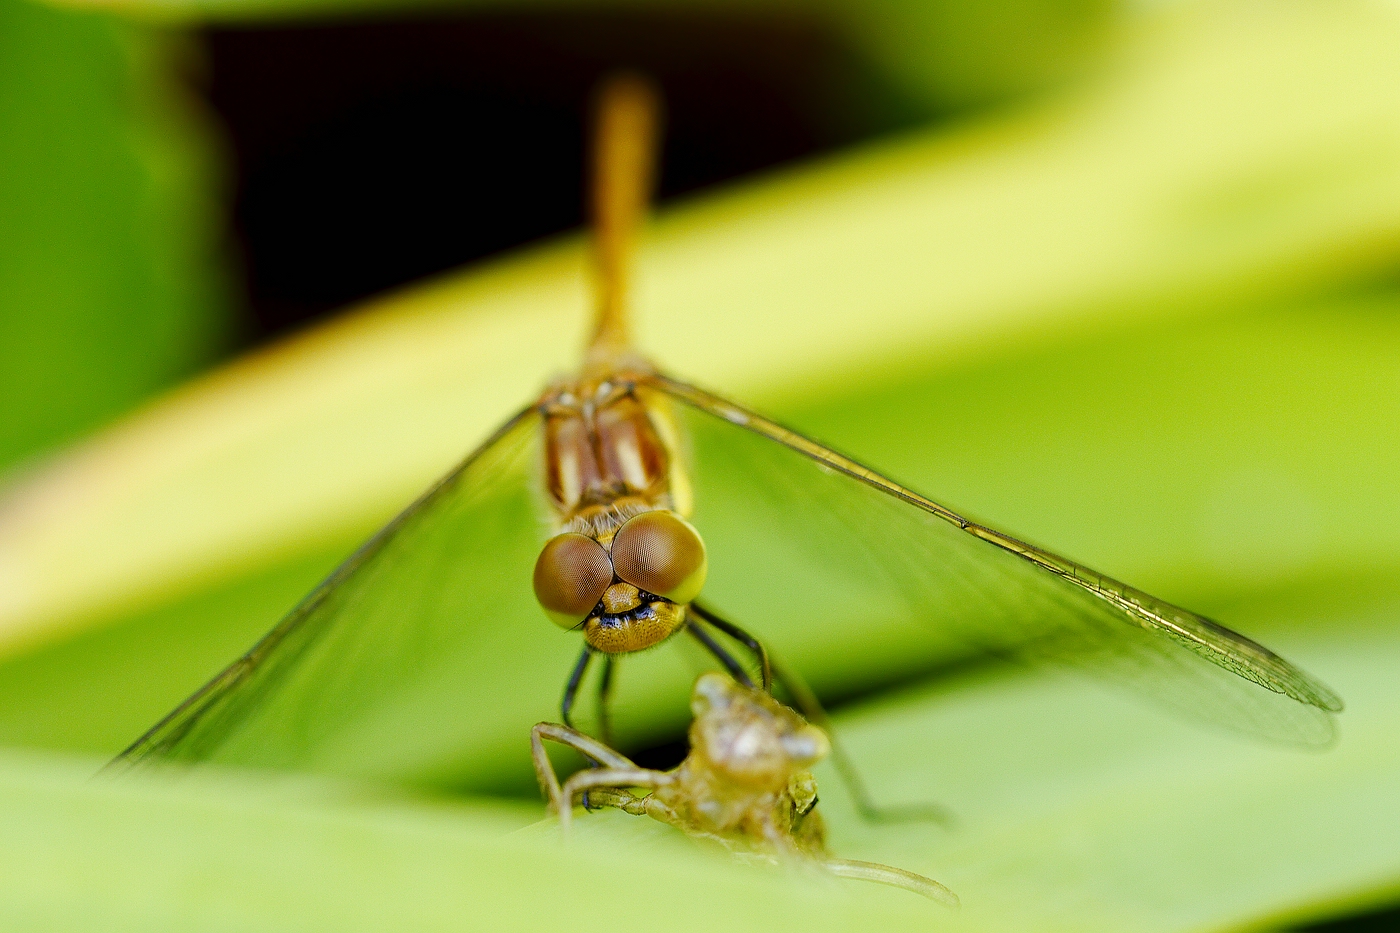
[0,0,1397,930]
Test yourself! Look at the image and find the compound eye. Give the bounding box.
[533,533,613,629]
[611,510,707,605]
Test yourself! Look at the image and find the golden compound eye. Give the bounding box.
[611,510,707,605]
[533,533,613,629]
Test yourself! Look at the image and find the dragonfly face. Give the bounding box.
[534,377,707,653]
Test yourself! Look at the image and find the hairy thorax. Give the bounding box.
[538,369,694,653]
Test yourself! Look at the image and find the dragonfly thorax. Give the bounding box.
[535,376,704,654]
[541,379,675,518]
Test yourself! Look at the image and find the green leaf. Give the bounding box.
[549,576,1400,932]
[820,579,1400,932]
[1,573,1392,932]
[1,5,1399,930]
[0,750,942,931]
[2,0,1399,760]
[0,0,225,473]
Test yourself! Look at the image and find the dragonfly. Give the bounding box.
[532,672,958,906]
[112,74,1341,793]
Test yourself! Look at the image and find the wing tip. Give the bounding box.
[1315,687,1345,714]
[1284,665,1343,713]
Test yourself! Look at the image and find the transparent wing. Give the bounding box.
[643,374,1341,747]
[110,406,571,780]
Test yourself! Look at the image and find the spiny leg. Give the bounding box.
[532,721,641,812]
[579,788,685,833]
[530,724,566,810]
[692,601,952,827]
[581,787,649,816]
[558,766,671,833]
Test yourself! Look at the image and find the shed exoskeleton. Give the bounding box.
[531,672,958,907]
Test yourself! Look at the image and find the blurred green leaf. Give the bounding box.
[819,578,1400,932]
[1,572,1392,932]
[0,0,225,474]
[560,577,1400,932]
[0,4,1398,930]
[2,0,1399,759]
[0,749,941,931]
[832,0,1114,110]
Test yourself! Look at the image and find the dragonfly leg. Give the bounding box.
[596,654,617,748]
[560,646,607,807]
[692,604,954,828]
[685,621,756,689]
[690,602,771,691]
[561,646,594,730]
[775,655,954,827]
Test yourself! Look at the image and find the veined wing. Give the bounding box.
[643,373,1341,746]
[111,405,561,778]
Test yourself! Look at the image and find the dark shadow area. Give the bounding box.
[198,10,921,343]
[627,734,691,773]
[1294,901,1400,932]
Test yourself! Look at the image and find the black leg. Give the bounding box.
[770,654,952,826]
[561,646,604,809]
[691,603,952,828]
[561,646,593,730]
[690,602,771,691]
[595,655,616,748]
[685,622,755,689]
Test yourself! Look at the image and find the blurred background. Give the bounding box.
[0,0,1114,474]
[1,0,1398,930]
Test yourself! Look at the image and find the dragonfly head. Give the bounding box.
[688,672,830,791]
[533,508,707,653]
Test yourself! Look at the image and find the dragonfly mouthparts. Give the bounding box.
[583,597,686,653]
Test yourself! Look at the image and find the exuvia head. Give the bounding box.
[533,508,707,652]
[688,672,831,791]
